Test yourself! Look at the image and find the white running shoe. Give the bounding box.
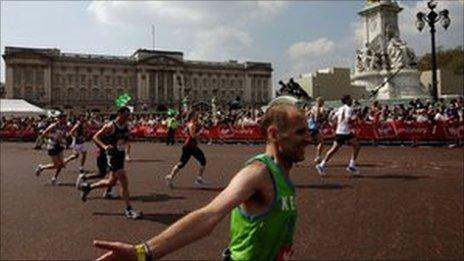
[124,208,142,219]
[51,177,60,186]
[165,175,173,189]
[102,188,118,199]
[76,174,85,189]
[34,165,43,177]
[346,166,359,175]
[194,177,208,186]
[315,164,326,176]
[80,183,91,202]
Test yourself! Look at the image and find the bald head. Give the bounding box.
[260,103,305,141]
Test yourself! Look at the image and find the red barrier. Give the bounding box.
[0,129,18,138]
[320,122,336,139]
[2,121,463,141]
[373,121,395,140]
[353,122,377,140]
[443,122,464,140]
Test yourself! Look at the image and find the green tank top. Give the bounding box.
[229,154,297,261]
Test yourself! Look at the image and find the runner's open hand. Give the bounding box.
[94,240,136,261]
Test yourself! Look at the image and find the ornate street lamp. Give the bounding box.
[416,0,451,101]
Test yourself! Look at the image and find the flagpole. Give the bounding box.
[152,25,155,50]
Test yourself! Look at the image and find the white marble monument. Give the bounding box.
[351,0,430,100]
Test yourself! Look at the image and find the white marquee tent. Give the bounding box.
[0,99,46,117]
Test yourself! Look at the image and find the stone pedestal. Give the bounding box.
[351,0,431,100]
[352,69,429,100]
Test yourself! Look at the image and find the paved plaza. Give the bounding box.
[1,142,463,260]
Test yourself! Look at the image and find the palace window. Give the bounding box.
[93,75,99,86]
[79,88,87,100]
[36,68,44,85]
[24,68,33,85]
[68,75,74,85]
[14,67,22,85]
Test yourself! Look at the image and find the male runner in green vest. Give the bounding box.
[93,96,312,261]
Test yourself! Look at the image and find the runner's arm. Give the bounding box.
[188,122,199,139]
[40,122,57,138]
[67,123,79,137]
[94,162,268,261]
[92,123,113,150]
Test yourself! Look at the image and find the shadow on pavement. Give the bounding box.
[353,174,430,180]
[128,159,164,163]
[141,211,189,224]
[175,186,224,192]
[295,184,353,190]
[92,211,190,225]
[295,163,388,169]
[129,193,185,202]
[92,211,189,225]
[330,163,387,168]
[44,182,75,187]
[57,182,75,187]
[87,193,185,202]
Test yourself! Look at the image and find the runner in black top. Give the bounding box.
[75,114,116,199]
[34,113,69,185]
[78,107,142,219]
[165,111,207,188]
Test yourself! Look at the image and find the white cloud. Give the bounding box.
[397,0,464,55]
[350,20,365,48]
[189,26,253,61]
[287,38,336,59]
[87,1,288,60]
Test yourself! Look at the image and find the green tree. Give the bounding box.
[418,46,464,75]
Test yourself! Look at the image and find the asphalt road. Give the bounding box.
[1,142,463,260]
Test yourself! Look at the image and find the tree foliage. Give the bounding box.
[417,46,464,75]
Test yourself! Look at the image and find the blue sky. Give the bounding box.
[1,1,463,89]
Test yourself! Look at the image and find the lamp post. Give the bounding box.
[416,0,451,101]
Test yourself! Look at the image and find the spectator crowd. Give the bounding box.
[1,97,463,142]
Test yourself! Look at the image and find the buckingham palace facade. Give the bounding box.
[2,46,272,112]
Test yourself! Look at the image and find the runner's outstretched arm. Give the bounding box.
[94,162,267,260]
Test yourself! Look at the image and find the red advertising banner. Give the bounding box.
[444,122,464,139]
[320,122,336,139]
[2,121,463,141]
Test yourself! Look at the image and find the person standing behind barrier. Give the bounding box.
[166,114,179,145]
[93,97,312,261]
[308,97,326,163]
[316,95,361,176]
[165,111,207,188]
[34,113,69,185]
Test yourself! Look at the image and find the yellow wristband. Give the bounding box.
[135,244,146,261]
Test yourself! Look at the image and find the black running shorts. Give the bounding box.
[178,145,206,169]
[48,144,64,156]
[106,149,125,172]
[97,150,108,176]
[335,133,355,145]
